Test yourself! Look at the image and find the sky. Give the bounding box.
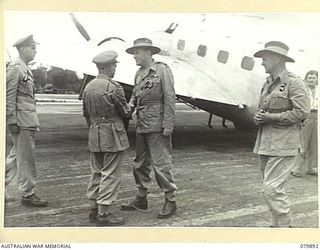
[4,11,202,76]
[4,11,320,77]
[4,11,199,60]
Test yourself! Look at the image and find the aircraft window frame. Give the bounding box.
[217,50,229,64]
[241,56,255,71]
[197,45,207,57]
[177,39,185,51]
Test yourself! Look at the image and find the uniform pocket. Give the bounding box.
[99,123,115,149]
[271,124,299,150]
[88,124,99,151]
[268,96,291,112]
[137,107,149,128]
[144,77,161,90]
[114,122,129,147]
[145,104,163,127]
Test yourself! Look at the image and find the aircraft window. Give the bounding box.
[241,56,255,71]
[177,40,185,50]
[217,50,229,63]
[197,45,207,57]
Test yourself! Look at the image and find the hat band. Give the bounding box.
[134,43,155,47]
[266,46,288,56]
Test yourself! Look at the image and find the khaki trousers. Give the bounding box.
[259,155,295,227]
[6,129,37,196]
[304,111,318,172]
[133,132,177,200]
[87,151,124,205]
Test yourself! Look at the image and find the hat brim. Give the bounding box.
[93,60,119,65]
[15,42,40,48]
[126,45,161,55]
[254,49,295,63]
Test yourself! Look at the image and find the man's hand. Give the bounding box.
[130,106,135,115]
[85,117,91,128]
[254,110,273,126]
[162,128,173,137]
[8,124,20,134]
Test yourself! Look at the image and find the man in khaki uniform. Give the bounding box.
[83,51,131,226]
[6,35,48,207]
[121,38,178,219]
[253,41,310,227]
[291,70,318,177]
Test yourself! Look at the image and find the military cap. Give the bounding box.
[13,34,39,48]
[92,51,119,65]
[126,38,161,55]
[254,41,295,62]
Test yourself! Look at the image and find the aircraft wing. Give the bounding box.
[154,55,241,107]
[39,42,242,109]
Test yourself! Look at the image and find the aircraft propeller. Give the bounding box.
[69,13,125,46]
[69,13,91,41]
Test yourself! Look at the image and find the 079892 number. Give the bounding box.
[300,244,319,248]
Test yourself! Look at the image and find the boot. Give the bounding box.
[89,208,98,223]
[21,194,48,207]
[157,198,177,219]
[5,192,15,203]
[121,196,148,211]
[96,213,125,226]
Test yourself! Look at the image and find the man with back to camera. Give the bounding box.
[253,41,310,227]
[121,38,178,219]
[5,34,48,207]
[83,51,131,226]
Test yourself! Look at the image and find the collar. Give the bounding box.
[139,60,157,74]
[15,58,34,77]
[150,60,157,72]
[96,73,111,79]
[267,69,288,85]
[15,58,29,69]
[273,68,288,83]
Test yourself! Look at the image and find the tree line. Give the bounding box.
[32,66,83,94]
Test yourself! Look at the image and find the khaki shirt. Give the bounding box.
[254,70,310,156]
[308,85,318,111]
[6,58,39,129]
[83,74,130,152]
[129,60,176,133]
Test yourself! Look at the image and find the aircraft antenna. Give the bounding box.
[165,23,178,34]
[6,48,12,62]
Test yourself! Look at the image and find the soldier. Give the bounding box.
[291,70,318,178]
[5,35,48,207]
[253,41,310,227]
[83,51,131,226]
[121,38,178,219]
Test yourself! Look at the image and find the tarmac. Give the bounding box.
[3,99,318,228]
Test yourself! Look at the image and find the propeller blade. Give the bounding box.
[69,13,91,41]
[97,37,125,46]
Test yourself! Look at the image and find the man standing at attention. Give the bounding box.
[83,51,131,226]
[6,35,48,207]
[253,41,310,227]
[121,38,178,219]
